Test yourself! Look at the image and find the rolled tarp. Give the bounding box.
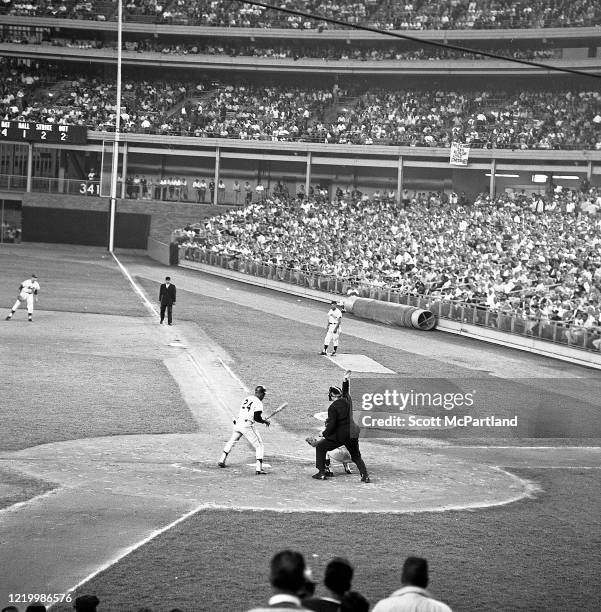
[341,296,437,331]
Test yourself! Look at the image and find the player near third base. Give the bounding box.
[6,274,40,322]
[321,300,343,356]
[218,385,271,475]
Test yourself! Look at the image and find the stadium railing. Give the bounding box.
[179,247,601,353]
[0,173,26,191]
[0,174,260,204]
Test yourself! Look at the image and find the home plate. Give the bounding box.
[326,354,395,374]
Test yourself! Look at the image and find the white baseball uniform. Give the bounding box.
[323,306,343,351]
[221,394,266,467]
[7,277,40,320]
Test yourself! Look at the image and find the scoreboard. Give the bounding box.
[0,121,87,144]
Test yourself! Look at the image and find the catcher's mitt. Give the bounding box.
[305,435,319,447]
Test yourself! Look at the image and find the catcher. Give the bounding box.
[305,436,353,476]
[311,370,370,483]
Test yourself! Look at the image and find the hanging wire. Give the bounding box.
[238,0,601,80]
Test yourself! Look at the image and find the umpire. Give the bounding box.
[159,276,176,325]
[313,370,370,483]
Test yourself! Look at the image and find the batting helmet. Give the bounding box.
[255,385,267,396]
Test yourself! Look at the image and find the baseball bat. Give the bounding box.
[264,402,289,420]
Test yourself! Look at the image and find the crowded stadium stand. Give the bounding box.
[0,1,599,353]
[0,63,599,148]
[175,187,601,350]
[1,0,600,29]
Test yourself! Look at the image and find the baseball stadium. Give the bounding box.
[1,1,601,611]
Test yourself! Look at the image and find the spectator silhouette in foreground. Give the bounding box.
[341,592,370,612]
[74,595,100,611]
[305,557,355,611]
[372,557,452,612]
[246,549,313,611]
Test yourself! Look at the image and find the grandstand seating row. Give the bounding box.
[0,34,565,62]
[1,65,600,149]
[175,188,601,350]
[2,0,600,30]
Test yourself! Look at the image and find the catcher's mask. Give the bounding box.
[328,386,342,401]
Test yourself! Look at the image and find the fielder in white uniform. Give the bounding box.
[320,301,343,356]
[6,274,40,322]
[218,385,271,475]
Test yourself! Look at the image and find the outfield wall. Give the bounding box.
[21,193,222,246]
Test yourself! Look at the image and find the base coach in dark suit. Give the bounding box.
[313,370,370,483]
[159,276,176,325]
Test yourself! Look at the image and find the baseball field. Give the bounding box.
[1,243,600,612]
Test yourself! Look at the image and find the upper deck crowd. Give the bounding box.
[2,0,600,30]
[1,66,600,149]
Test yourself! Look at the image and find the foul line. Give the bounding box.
[186,352,235,415]
[217,356,249,393]
[112,254,249,397]
[111,252,158,317]
[47,259,257,604]
[49,502,209,610]
[0,487,59,518]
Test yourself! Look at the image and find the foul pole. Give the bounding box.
[108,0,123,252]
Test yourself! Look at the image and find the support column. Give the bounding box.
[587,160,593,182]
[305,151,312,195]
[489,158,496,199]
[214,146,220,206]
[26,142,33,193]
[120,142,128,199]
[396,155,403,206]
[99,140,105,196]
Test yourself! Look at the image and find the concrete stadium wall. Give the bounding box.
[439,318,601,370]
[180,259,601,371]
[147,236,171,266]
[22,193,223,244]
[22,204,150,249]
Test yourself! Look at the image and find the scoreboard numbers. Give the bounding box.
[0,121,87,144]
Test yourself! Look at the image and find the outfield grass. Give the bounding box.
[55,468,600,612]
[1,247,197,455]
[1,349,196,452]
[0,244,148,317]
